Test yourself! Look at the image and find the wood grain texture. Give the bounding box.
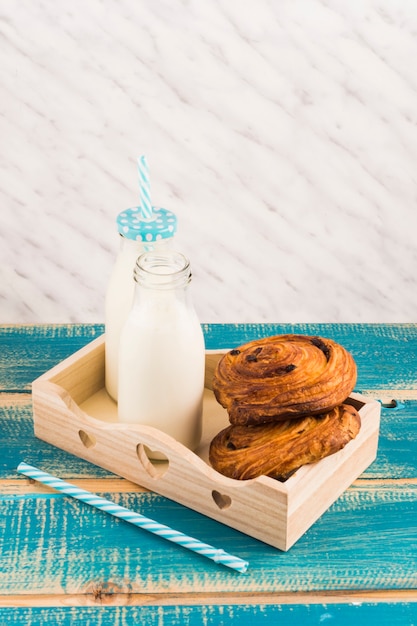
[2,322,417,393]
[1,484,416,594]
[1,324,416,622]
[0,395,111,479]
[0,602,416,625]
[0,603,417,626]
[1,394,415,480]
[0,324,103,392]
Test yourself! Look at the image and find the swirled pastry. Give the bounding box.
[209,403,361,481]
[212,334,357,426]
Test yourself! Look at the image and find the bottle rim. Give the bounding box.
[134,251,192,289]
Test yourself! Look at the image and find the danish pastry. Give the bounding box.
[212,334,357,426]
[209,403,361,481]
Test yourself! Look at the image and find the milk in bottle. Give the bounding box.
[118,251,205,454]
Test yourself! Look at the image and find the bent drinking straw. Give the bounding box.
[17,462,249,574]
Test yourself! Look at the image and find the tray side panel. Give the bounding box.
[285,400,381,548]
[32,386,291,549]
[33,335,105,406]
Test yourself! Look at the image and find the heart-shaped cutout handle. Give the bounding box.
[78,430,96,449]
[137,443,169,479]
[212,489,232,510]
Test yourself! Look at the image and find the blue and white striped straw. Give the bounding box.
[137,155,153,220]
[17,462,248,574]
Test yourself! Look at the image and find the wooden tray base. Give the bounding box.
[31,334,380,550]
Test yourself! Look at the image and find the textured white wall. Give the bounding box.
[1,0,417,324]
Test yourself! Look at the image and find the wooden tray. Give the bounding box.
[31,334,381,551]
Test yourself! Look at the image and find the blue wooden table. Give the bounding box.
[0,323,416,624]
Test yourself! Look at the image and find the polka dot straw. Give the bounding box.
[17,462,249,574]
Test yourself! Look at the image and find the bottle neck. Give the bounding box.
[133,251,192,292]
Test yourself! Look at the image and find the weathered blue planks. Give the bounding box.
[0,602,416,626]
[0,324,104,391]
[2,323,417,392]
[369,400,417,479]
[1,485,416,594]
[1,324,416,622]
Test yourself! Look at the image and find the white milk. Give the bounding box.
[104,207,177,401]
[117,252,205,454]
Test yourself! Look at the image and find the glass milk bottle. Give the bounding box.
[105,207,177,401]
[118,251,205,454]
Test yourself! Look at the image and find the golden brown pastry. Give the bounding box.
[209,403,361,481]
[212,334,357,426]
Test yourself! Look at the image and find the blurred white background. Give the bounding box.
[1,0,417,324]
